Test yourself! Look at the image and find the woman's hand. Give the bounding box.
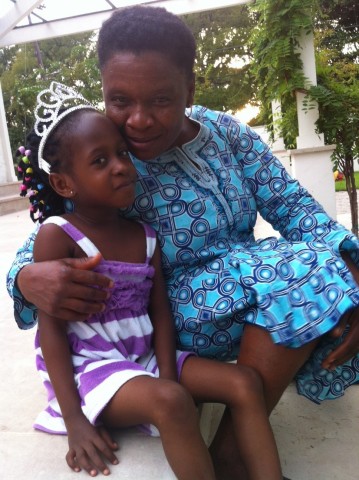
[17,254,113,321]
[66,416,119,476]
[322,309,359,370]
[322,251,359,369]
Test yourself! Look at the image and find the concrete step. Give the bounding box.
[0,181,22,196]
[0,181,28,215]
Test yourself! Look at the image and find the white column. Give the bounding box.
[270,99,292,174]
[0,82,16,183]
[290,31,336,218]
[271,99,286,150]
[290,145,337,217]
[296,31,324,148]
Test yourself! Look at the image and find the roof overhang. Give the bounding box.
[0,0,251,48]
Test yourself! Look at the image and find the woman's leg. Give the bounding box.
[209,325,319,480]
[100,375,215,480]
[180,356,282,480]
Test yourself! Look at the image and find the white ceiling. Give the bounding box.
[0,0,251,47]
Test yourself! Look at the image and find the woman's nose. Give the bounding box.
[127,105,154,130]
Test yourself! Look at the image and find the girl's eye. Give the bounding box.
[94,157,107,166]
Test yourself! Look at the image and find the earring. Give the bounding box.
[64,198,75,213]
[185,105,193,118]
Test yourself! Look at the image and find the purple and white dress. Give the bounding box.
[33,216,191,436]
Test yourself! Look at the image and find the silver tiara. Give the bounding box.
[34,81,97,173]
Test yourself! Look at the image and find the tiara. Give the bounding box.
[34,82,97,173]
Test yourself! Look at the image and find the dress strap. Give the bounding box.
[141,222,157,263]
[41,216,100,257]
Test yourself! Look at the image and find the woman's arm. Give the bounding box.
[237,128,359,251]
[234,127,359,365]
[148,244,178,381]
[6,228,39,329]
[7,228,114,328]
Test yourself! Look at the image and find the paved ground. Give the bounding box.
[1,195,358,480]
[335,191,358,216]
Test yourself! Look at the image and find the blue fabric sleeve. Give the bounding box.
[190,105,359,264]
[234,126,359,265]
[6,226,38,329]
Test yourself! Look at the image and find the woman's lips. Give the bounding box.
[127,135,159,150]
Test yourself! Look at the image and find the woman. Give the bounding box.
[7,6,359,479]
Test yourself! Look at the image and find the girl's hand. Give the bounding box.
[18,254,113,322]
[65,417,119,476]
[322,309,359,370]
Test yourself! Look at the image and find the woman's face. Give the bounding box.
[101,51,195,160]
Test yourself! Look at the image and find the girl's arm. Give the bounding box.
[34,225,118,476]
[148,243,178,381]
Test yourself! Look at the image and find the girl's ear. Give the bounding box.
[49,173,75,198]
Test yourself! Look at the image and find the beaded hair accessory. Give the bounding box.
[35,81,97,173]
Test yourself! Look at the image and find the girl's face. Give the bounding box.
[101,51,196,161]
[60,111,137,211]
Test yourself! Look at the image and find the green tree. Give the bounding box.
[182,5,257,115]
[250,0,359,234]
[310,0,359,234]
[249,0,316,147]
[1,4,259,164]
[1,32,100,158]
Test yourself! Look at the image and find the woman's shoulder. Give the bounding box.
[191,105,264,152]
[191,105,237,125]
[191,105,255,138]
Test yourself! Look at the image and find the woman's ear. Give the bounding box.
[49,173,75,198]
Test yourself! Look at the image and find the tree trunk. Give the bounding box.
[342,153,358,236]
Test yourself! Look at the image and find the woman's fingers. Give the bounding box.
[18,257,114,320]
[322,310,359,369]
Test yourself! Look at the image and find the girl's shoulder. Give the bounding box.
[34,216,77,261]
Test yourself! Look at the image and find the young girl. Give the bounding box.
[19,81,283,480]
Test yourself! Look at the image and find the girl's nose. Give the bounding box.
[113,155,136,177]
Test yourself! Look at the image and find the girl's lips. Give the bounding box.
[114,179,136,190]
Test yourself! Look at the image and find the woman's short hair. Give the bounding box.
[97,5,196,79]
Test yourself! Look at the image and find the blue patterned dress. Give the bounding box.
[7,106,359,403]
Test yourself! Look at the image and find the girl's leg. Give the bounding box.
[100,375,215,480]
[209,325,319,480]
[180,356,282,480]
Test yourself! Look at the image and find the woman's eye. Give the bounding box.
[118,149,130,158]
[155,96,170,105]
[113,96,128,106]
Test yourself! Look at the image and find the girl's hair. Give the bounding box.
[17,108,92,223]
[97,5,196,79]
